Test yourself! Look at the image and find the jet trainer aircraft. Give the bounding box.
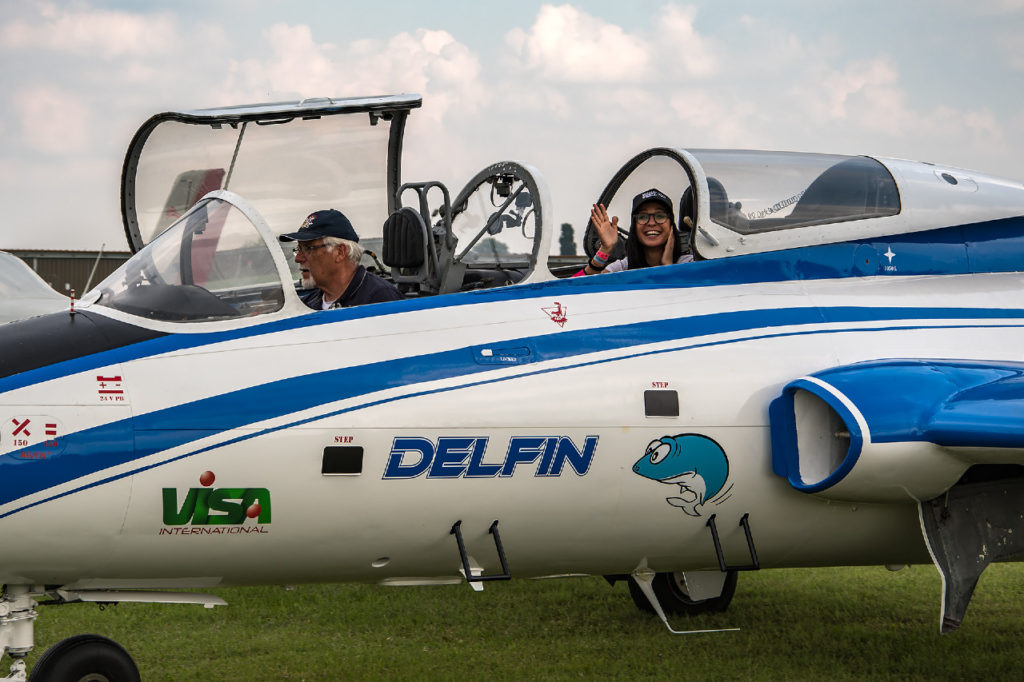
[2,93,1024,679]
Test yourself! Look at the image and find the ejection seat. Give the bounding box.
[383,162,549,294]
[382,207,436,288]
[381,181,465,296]
[681,177,750,236]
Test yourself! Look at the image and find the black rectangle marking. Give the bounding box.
[644,390,679,417]
[322,446,364,475]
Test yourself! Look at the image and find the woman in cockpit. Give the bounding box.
[575,188,693,276]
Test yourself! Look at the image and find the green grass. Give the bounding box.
[19,564,1024,680]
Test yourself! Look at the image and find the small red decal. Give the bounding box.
[542,302,568,327]
[11,418,30,437]
[96,375,124,394]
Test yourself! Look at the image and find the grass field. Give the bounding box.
[18,563,1024,680]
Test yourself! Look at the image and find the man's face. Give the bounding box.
[293,239,332,288]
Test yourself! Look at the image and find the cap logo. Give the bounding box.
[300,214,317,230]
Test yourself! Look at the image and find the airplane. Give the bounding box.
[0,252,68,324]
[1,91,1024,679]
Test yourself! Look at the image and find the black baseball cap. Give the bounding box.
[279,209,359,243]
[631,188,675,223]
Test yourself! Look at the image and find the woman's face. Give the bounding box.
[634,200,673,248]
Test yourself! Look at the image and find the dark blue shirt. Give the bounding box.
[299,265,402,310]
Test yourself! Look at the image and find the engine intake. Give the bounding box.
[769,360,1024,502]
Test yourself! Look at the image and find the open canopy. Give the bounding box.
[121,94,422,255]
[584,148,904,261]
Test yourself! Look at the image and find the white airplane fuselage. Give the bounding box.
[3,258,1020,589]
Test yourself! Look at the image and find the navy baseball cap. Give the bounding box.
[631,188,675,223]
[279,209,359,243]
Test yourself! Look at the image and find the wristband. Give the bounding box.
[596,249,611,260]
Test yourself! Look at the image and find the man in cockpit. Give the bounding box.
[279,209,402,309]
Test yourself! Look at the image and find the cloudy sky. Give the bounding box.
[1,0,1022,251]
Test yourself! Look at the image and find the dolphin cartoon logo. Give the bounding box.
[632,434,729,517]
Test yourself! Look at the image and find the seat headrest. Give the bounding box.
[382,207,426,268]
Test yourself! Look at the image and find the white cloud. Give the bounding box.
[654,4,717,78]
[0,2,178,58]
[13,84,93,155]
[998,31,1024,71]
[782,55,1004,158]
[728,13,840,76]
[506,4,650,82]
[504,3,718,84]
[668,90,761,146]
[229,23,338,97]
[496,2,726,142]
[107,61,167,86]
[2,156,123,249]
[797,58,903,123]
[374,29,486,120]
[217,22,489,194]
[977,0,1024,13]
[225,23,485,122]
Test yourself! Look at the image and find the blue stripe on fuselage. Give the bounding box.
[3,304,1024,511]
[1,215,1022,394]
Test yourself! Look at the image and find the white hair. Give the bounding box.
[322,236,363,264]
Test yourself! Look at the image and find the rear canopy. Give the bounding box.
[121,94,422,255]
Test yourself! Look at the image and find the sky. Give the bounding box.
[1,0,1022,251]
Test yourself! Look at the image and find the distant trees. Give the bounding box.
[559,223,576,256]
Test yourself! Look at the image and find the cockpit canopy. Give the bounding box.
[88,195,288,323]
[122,95,422,255]
[586,148,903,261]
[691,150,900,232]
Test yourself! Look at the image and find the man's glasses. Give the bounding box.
[292,243,328,255]
[635,212,670,225]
